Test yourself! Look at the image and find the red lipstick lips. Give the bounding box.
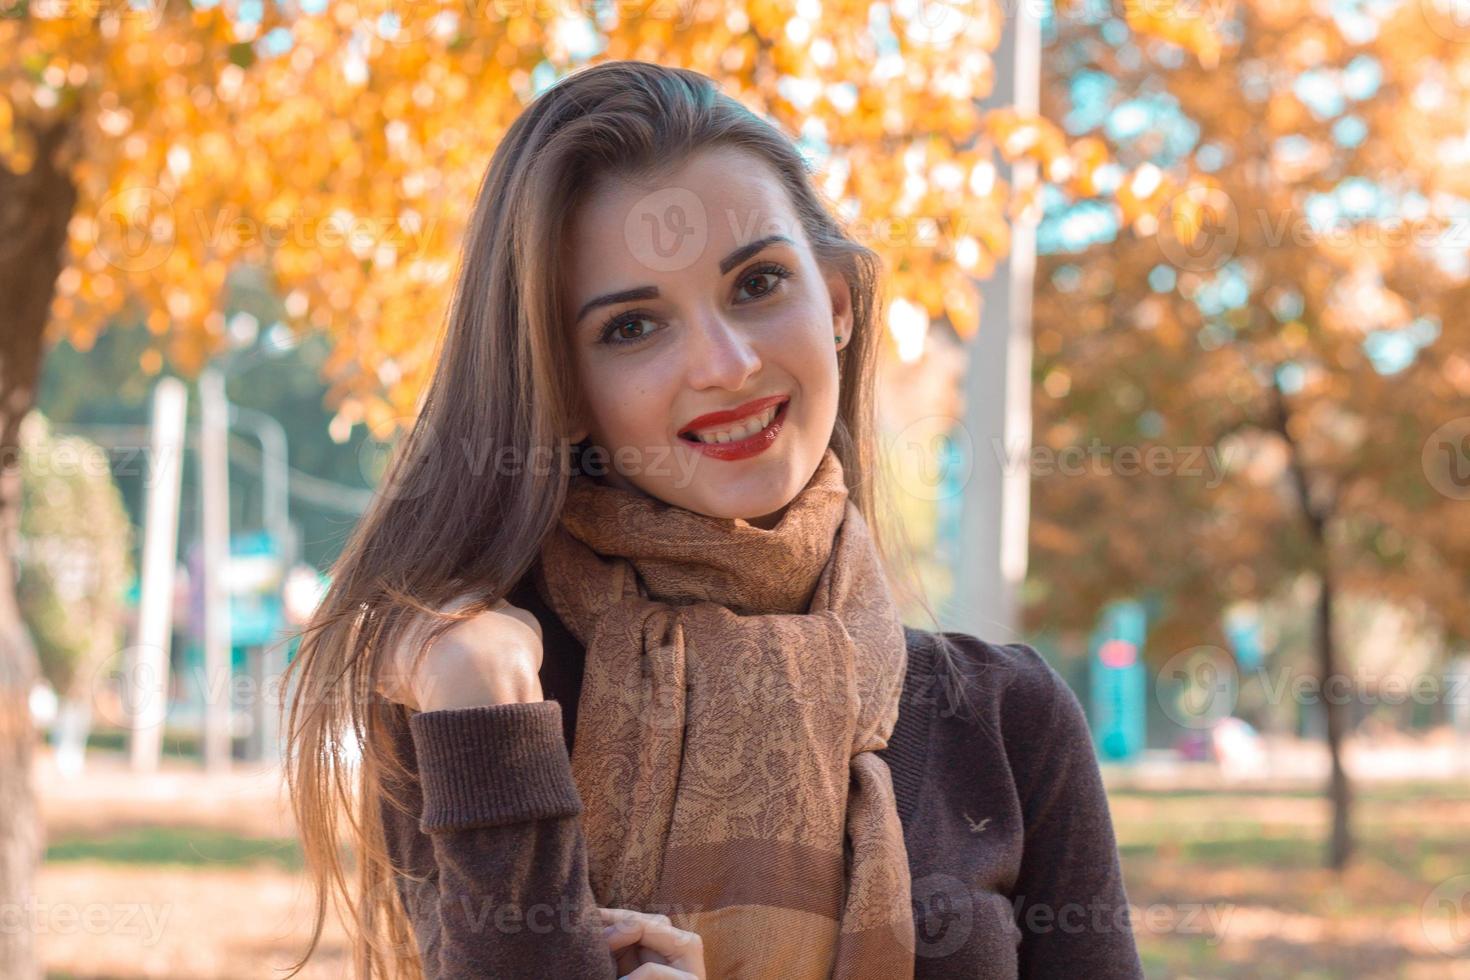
[677,395,790,462]
[678,394,789,436]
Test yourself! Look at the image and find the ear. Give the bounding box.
[823,263,854,352]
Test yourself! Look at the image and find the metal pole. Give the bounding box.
[228,405,291,562]
[228,404,291,764]
[950,0,1041,643]
[129,377,188,772]
[229,402,289,549]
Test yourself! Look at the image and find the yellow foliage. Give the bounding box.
[2,2,1111,431]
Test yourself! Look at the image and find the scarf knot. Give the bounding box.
[535,448,916,980]
[556,455,848,616]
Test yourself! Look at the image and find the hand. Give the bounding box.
[375,594,545,712]
[599,907,707,980]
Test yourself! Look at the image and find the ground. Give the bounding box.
[1108,780,1470,979]
[29,748,1470,979]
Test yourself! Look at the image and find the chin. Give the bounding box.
[699,484,795,525]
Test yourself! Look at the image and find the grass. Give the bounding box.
[45,826,304,872]
[34,779,1470,979]
[80,728,251,759]
[1111,782,1470,979]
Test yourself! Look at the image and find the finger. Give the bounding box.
[599,906,672,923]
[601,910,665,955]
[603,915,646,976]
[620,966,695,980]
[602,915,702,971]
[600,908,669,947]
[602,920,651,954]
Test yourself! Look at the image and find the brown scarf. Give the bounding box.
[533,447,915,980]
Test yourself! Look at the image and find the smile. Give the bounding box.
[678,397,790,461]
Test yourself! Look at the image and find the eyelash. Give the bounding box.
[597,262,795,346]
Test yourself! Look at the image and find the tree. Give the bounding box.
[1029,0,1470,870]
[16,411,132,775]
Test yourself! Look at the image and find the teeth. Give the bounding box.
[691,404,779,444]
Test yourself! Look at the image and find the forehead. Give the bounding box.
[562,145,802,282]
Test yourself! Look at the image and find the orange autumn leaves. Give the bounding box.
[4,0,1221,428]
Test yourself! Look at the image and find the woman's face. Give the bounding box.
[561,144,853,531]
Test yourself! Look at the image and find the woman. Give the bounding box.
[282,60,1144,980]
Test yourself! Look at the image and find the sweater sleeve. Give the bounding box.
[376,696,617,979]
[1004,650,1145,980]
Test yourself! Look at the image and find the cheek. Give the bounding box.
[797,280,840,339]
[584,370,674,442]
[776,301,839,375]
[765,295,831,356]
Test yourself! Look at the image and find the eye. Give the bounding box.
[595,262,793,347]
[734,262,793,302]
[598,310,660,346]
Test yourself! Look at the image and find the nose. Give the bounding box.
[683,304,761,391]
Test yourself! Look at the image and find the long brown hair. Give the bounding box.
[280,58,973,979]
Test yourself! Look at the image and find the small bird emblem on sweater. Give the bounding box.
[963,811,992,833]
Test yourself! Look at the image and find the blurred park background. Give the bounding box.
[3,0,1470,977]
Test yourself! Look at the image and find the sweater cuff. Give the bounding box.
[407,699,584,833]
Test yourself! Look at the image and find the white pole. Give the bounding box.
[950,0,1041,643]
[128,377,187,772]
[200,368,233,773]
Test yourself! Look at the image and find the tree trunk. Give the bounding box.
[0,548,41,978]
[1269,380,1353,871]
[1317,568,1353,870]
[0,117,79,980]
[52,694,94,778]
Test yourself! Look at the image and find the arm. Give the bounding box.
[377,696,617,979]
[1005,653,1145,980]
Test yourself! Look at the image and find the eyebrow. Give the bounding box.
[574,234,796,325]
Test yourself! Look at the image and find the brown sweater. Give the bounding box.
[376,576,1145,979]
